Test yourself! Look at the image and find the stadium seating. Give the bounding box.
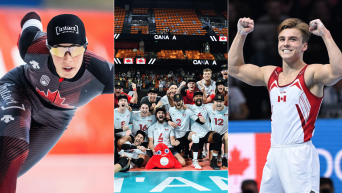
[115,49,144,59]
[213,27,228,37]
[154,8,207,35]
[114,7,126,34]
[132,8,149,14]
[200,10,217,16]
[131,26,149,34]
[156,50,215,60]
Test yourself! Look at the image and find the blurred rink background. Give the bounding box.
[0,0,114,192]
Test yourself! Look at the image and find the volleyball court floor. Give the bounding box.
[115,145,228,193]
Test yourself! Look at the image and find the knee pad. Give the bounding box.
[192,134,199,143]
[118,157,130,170]
[213,132,221,142]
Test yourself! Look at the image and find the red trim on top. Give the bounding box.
[277,65,308,87]
[59,78,64,82]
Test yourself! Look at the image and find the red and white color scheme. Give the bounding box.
[228,133,271,193]
[136,58,146,64]
[219,36,227,42]
[124,58,133,64]
[268,66,323,145]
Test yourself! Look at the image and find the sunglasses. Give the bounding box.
[46,41,87,57]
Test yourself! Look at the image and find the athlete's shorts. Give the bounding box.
[129,134,148,148]
[259,141,319,193]
[174,131,191,153]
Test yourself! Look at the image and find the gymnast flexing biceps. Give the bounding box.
[228,17,342,193]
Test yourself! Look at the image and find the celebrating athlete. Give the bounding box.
[228,17,342,192]
[0,12,114,192]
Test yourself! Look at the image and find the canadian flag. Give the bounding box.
[136,58,146,64]
[124,58,133,64]
[278,95,286,102]
[219,36,227,41]
[229,133,270,193]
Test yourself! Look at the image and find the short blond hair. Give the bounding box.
[277,18,311,43]
[203,68,212,74]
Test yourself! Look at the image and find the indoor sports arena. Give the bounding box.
[114,0,228,192]
[0,1,113,192]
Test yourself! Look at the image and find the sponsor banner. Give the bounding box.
[114,33,227,42]
[115,42,139,49]
[114,58,225,65]
[229,120,342,192]
[124,58,134,64]
[136,58,146,64]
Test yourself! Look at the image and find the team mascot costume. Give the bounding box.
[145,143,182,169]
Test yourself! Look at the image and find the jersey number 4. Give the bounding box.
[158,133,163,142]
[214,118,224,126]
[139,124,148,131]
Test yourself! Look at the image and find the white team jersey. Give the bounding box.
[130,111,156,142]
[148,122,174,148]
[118,141,146,169]
[188,104,210,138]
[268,66,323,145]
[206,105,228,135]
[197,79,216,98]
[159,95,171,112]
[114,108,131,137]
[169,107,197,138]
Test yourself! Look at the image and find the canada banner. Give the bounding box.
[219,36,227,42]
[136,58,146,64]
[228,133,271,193]
[124,58,133,64]
[229,120,342,193]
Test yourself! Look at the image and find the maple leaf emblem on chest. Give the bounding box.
[36,88,75,109]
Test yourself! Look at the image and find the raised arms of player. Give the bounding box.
[308,19,342,86]
[228,18,276,87]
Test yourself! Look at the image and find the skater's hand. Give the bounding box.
[182,104,188,110]
[127,106,132,111]
[132,83,137,90]
[309,19,327,36]
[180,81,186,87]
[237,17,254,35]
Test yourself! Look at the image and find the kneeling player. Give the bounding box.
[206,95,228,168]
[114,94,132,150]
[117,102,156,149]
[148,108,186,166]
[168,94,205,170]
[117,130,147,172]
[188,91,222,170]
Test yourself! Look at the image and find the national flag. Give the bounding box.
[228,133,270,192]
[136,58,146,64]
[124,58,133,64]
[278,95,286,102]
[219,36,227,41]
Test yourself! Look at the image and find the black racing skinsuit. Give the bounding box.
[0,15,113,193]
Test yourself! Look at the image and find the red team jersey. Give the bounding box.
[268,65,323,144]
[114,92,133,108]
[182,89,200,104]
